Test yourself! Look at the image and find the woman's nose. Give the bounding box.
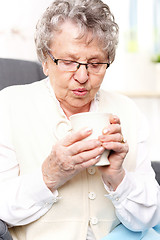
[73,64,89,83]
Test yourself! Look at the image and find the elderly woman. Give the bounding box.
[0,0,159,240]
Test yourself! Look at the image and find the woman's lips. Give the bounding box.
[72,88,88,96]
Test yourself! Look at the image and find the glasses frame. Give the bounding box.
[47,51,110,73]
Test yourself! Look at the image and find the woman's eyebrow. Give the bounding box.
[61,52,105,61]
[59,53,79,60]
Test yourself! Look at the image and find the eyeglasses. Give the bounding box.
[47,51,110,74]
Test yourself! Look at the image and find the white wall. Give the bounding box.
[0,0,53,60]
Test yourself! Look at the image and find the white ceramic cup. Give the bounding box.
[69,112,111,166]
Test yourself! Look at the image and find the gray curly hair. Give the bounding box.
[35,0,119,64]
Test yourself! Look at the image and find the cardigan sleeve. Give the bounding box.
[0,89,59,226]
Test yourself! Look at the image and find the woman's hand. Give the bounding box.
[42,128,104,192]
[98,115,129,191]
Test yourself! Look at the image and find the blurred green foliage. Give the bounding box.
[152,54,160,63]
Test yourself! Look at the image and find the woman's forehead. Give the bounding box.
[53,20,103,46]
[51,21,105,52]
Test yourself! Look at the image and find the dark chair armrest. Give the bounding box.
[151,161,160,185]
[0,58,46,90]
[0,220,12,240]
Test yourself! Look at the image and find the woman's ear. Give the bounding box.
[42,61,49,76]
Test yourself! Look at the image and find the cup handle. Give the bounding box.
[54,119,72,140]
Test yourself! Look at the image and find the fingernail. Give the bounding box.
[96,155,101,159]
[113,116,119,122]
[99,146,104,152]
[103,128,109,134]
[84,127,92,133]
[96,141,102,146]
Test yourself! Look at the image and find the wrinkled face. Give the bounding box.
[43,21,108,116]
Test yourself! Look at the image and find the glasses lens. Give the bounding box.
[58,60,77,71]
[57,59,107,73]
[88,63,105,74]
